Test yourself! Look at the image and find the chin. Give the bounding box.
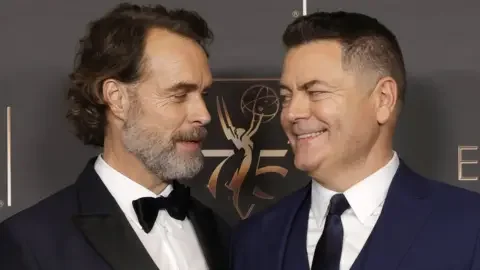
[293,158,320,174]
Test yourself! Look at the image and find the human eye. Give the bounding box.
[307,89,330,100]
[279,91,292,106]
[173,91,188,102]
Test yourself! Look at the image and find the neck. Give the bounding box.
[102,132,168,195]
[311,143,394,192]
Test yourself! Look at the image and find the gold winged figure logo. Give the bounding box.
[206,85,288,219]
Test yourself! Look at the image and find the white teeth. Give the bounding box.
[297,131,325,139]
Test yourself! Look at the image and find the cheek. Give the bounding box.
[280,110,297,140]
[280,110,290,130]
[343,106,378,144]
[356,107,378,133]
[310,99,343,127]
[141,100,187,130]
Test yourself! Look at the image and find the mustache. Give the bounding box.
[173,127,208,142]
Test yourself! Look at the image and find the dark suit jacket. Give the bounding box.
[230,160,480,270]
[0,158,231,270]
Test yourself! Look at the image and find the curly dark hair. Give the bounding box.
[283,11,406,102]
[66,3,213,147]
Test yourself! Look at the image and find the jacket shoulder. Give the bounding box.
[1,185,77,233]
[427,178,480,221]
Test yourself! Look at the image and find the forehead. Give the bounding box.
[143,28,212,87]
[281,40,344,87]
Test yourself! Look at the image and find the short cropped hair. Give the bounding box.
[283,11,406,102]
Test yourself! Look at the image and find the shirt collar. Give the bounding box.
[311,151,400,225]
[93,154,177,229]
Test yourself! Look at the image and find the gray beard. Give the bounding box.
[122,117,204,183]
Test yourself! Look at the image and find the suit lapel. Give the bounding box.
[72,158,159,270]
[351,161,434,270]
[282,186,311,270]
[72,212,159,270]
[257,184,311,270]
[187,198,229,270]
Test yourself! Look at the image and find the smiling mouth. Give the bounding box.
[296,129,327,140]
[178,139,202,144]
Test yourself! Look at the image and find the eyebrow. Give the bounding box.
[279,79,335,92]
[165,81,206,92]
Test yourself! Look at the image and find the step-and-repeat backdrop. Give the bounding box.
[1,0,480,225]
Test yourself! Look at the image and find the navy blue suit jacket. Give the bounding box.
[0,158,231,270]
[230,161,480,270]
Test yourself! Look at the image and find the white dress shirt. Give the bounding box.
[307,151,400,269]
[94,155,208,270]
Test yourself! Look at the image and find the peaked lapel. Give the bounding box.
[257,184,311,270]
[351,160,434,270]
[282,185,311,270]
[72,158,159,270]
[187,197,229,270]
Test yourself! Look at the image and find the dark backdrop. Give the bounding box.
[1,0,480,224]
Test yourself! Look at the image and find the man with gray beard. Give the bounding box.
[0,3,230,270]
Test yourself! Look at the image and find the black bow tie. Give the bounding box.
[132,183,191,233]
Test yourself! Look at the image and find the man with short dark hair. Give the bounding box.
[230,11,480,270]
[0,3,230,270]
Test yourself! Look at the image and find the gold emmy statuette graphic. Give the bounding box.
[203,85,288,219]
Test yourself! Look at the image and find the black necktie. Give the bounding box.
[311,193,351,270]
[132,184,191,233]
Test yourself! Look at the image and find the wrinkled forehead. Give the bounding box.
[143,28,212,88]
[280,41,344,89]
[280,40,379,92]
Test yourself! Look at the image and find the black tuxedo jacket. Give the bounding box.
[0,158,231,270]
